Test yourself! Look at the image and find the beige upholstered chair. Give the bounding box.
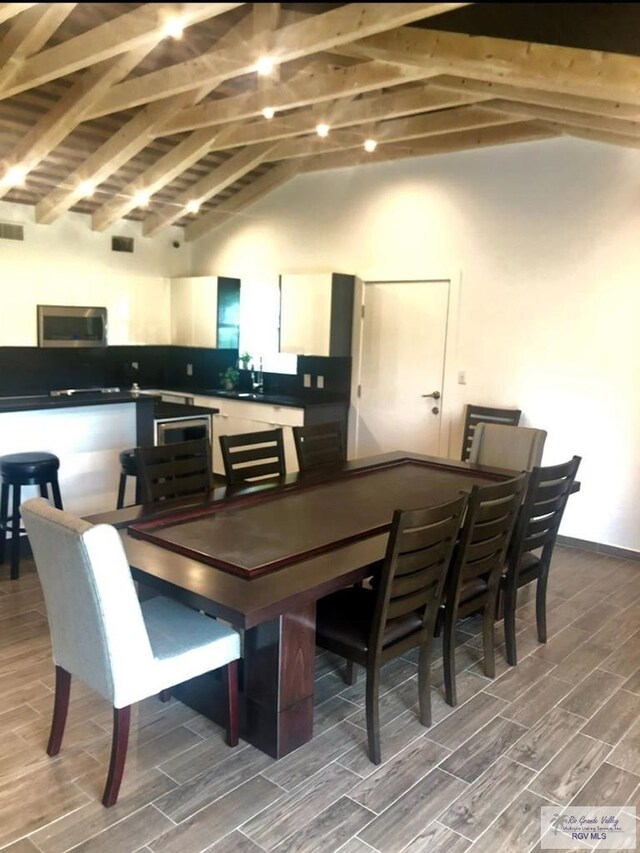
[21,498,241,807]
[468,423,547,471]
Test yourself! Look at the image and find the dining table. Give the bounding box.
[87,451,515,759]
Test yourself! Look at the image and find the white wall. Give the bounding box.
[0,201,191,344]
[191,137,640,552]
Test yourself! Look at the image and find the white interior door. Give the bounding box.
[355,280,450,458]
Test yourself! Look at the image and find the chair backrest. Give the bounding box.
[447,474,529,607]
[461,405,522,462]
[220,428,286,486]
[292,421,346,473]
[469,423,546,471]
[21,498,154,706]
[136,438,214,504]
[370,496,468,655]
[507,455,581,575]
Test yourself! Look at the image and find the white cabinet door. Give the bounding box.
[280,274,332,356]
[171,277,218,347]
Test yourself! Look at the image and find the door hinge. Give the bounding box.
[357,384,362,398]
[361,305,365,319]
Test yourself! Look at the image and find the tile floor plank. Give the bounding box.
[580,689,640,745]
[558,670,626,719]
[528,733,611,804]
[440,716,528,783]
[506,708,587,771]
[270,796,375,853]
[463,788,552,853]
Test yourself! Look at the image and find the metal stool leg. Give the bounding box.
[10,483,21,580]
[0,482,8,565]
[116,473,127,510]
[50,474,63,510]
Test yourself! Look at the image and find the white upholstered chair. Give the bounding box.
[21,497,241,807]
[468,423,547,471]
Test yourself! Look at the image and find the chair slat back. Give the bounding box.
[136,439,213,504]
[21,498,153,706]
[508,456,581,571]
[220,428,286,485]
[461,405,521,461]
[371,496,468,652]
[292,422,345,473]
[448,474,529,599]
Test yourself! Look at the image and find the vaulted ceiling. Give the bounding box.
[0,2,638,241]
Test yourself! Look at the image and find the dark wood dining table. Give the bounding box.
[88,452,514,758]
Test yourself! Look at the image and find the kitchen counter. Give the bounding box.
[0,390,157,413]
[194,389,347,409]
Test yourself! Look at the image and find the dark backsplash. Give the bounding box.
[0,346,351,401]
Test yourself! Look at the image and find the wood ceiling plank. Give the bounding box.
[539,122,640,150]
[339,27,640,106]
[87,3,471,117]
[142,142,278,236]
[4,3,245,97]
[482,98,640,137]
[0,4,37,26]
[184,159,302,241]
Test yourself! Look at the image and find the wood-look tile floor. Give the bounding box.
[1,547,640,853]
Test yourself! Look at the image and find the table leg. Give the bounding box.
[243,602,316,758]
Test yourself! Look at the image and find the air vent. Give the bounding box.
[111,235,134,253]
[0,222,24,241]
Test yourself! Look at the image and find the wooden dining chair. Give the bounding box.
[220,428,286,486]
[21,498,240,807]
[135,438,214,504]
[441,473,528,706]
[468,423,546,471]
[502,456,581,665]
[461,405,522,462]
[316,495,468,764]
[292,421,345,473]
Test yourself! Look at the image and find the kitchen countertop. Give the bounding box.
[194,389,348,408]
[0,390,158,414]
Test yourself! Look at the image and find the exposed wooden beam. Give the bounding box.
[185,160,302,241]
[339,27,640,107]
[267,105,521,161]
[160,61,433,134]
[0,4,37,26]
[0,3,76,94]
[302,121,557,172]
[484,99,640,138]
[431,76,640,121]
[4,3,245,98]
[88,4,471,117]
[143,142,278,236]
[539,122,640,151]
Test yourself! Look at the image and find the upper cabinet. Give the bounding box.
[171,276,240,348]
[279,273,355,356]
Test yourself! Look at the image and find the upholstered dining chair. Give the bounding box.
[135,438,214,504]
[21,497,240,807]
[468,423,546,471]
[502,456,581,665]
[220,428,286,486]
[316,495,468,764]
[441,473,528,707]
[292,421,346,473]
[461,404,522,462]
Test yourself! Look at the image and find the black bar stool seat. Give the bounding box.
[0,452,63,580]
[117,448,141,509]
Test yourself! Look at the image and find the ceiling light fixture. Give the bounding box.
[163,16,184,39]
[315,123,330,138]
[133,191,150,208]
[262,106,275,120]
[255,56,275,76]
[364,139,378,153]
[2,165,27,187]
[77,180,95,197]
[185,199,201,215]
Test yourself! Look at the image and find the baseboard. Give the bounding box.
[557,535,640,563]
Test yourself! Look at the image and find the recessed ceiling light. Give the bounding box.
[364,139,378,153]
[315,123,330,138]
[163,16,184,39]
[255,56,275,76]
[2,165,27,187]
[77,180,95,197]
[185,199,201,215]
[133,191,150,208]
[262,106,276,120]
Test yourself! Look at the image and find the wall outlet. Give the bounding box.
[317,375,324,389]
[186,363,193,376]
[303,373,311,388]
[131,361,139,370]
[457,370,466,385]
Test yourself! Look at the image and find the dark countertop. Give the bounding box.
[0,390,158,414]
[154,402,219,419]
[194,389,349,409]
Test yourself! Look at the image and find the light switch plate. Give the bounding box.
[303,374,311,388]
[186,363,193,376]
[317,375,324,389]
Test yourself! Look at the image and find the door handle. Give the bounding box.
[422,391,441,400]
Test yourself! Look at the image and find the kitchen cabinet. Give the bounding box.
[171,276,240,348]
[279,273,355,356]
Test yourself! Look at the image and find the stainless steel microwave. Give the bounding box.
[37,305,108,348]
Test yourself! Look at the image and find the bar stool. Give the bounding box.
[117,448,141,509]
[0,452,62,580]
